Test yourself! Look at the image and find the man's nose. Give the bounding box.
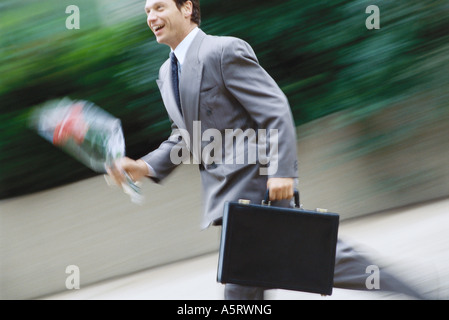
[147,11,157,26]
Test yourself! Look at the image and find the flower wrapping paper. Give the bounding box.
[30,97,143,204]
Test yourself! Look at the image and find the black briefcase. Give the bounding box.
[217,191,339,296]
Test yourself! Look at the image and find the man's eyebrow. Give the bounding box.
[144,2,165,14]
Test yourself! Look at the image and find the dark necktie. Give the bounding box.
[170,52,182,115]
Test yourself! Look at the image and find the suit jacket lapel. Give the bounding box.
[156,30,206,162]
[156,64,186,131]
[179,29,206,137]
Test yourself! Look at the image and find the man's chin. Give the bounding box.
[155,36,167,45]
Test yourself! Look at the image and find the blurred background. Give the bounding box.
[1,0,448,300]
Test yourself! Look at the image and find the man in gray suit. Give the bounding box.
[107,0,427,300]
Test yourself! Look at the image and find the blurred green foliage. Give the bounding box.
[1,0,448,199]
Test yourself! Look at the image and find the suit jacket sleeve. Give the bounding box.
[220,38,298,178]
[140,120,188,183]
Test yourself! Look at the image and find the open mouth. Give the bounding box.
[153,24,165,34]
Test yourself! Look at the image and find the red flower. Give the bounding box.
[53,103,88,146]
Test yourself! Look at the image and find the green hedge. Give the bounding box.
[1,0,448,199]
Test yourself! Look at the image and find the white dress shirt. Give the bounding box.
[172,26,200,76]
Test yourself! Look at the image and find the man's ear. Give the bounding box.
[182,0,193,18]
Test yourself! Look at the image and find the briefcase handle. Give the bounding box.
[263,189,302,209]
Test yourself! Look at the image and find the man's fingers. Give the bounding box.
[270,188,291,201]
[105,157,149,190]
[269,188,280,201]
[106,165,125,186]
[267,178,294,201]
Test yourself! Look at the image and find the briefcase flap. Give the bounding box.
[217,201,339,295]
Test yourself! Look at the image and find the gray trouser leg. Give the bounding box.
[223,239,427,300]
[333,239,426,299]
[224,284,265,300]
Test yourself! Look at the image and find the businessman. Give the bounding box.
[107,0,427,300]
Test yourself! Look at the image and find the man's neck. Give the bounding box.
[171,23,198,51]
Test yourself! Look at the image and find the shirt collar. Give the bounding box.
[171,27,199,66]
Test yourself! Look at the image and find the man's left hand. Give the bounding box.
[267,177,295,201]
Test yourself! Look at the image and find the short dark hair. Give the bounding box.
[174,0,201,26]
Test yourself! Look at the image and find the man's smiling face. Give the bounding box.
[145,0,193,50]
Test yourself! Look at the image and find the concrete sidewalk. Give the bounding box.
[42,197,449,300]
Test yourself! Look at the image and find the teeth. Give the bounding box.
[153,25,164,31]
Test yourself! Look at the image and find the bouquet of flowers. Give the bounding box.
[30,97,144,204]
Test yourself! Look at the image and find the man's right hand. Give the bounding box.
[106,157,150,187]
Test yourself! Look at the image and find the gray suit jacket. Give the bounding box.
[142,29,298,229]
